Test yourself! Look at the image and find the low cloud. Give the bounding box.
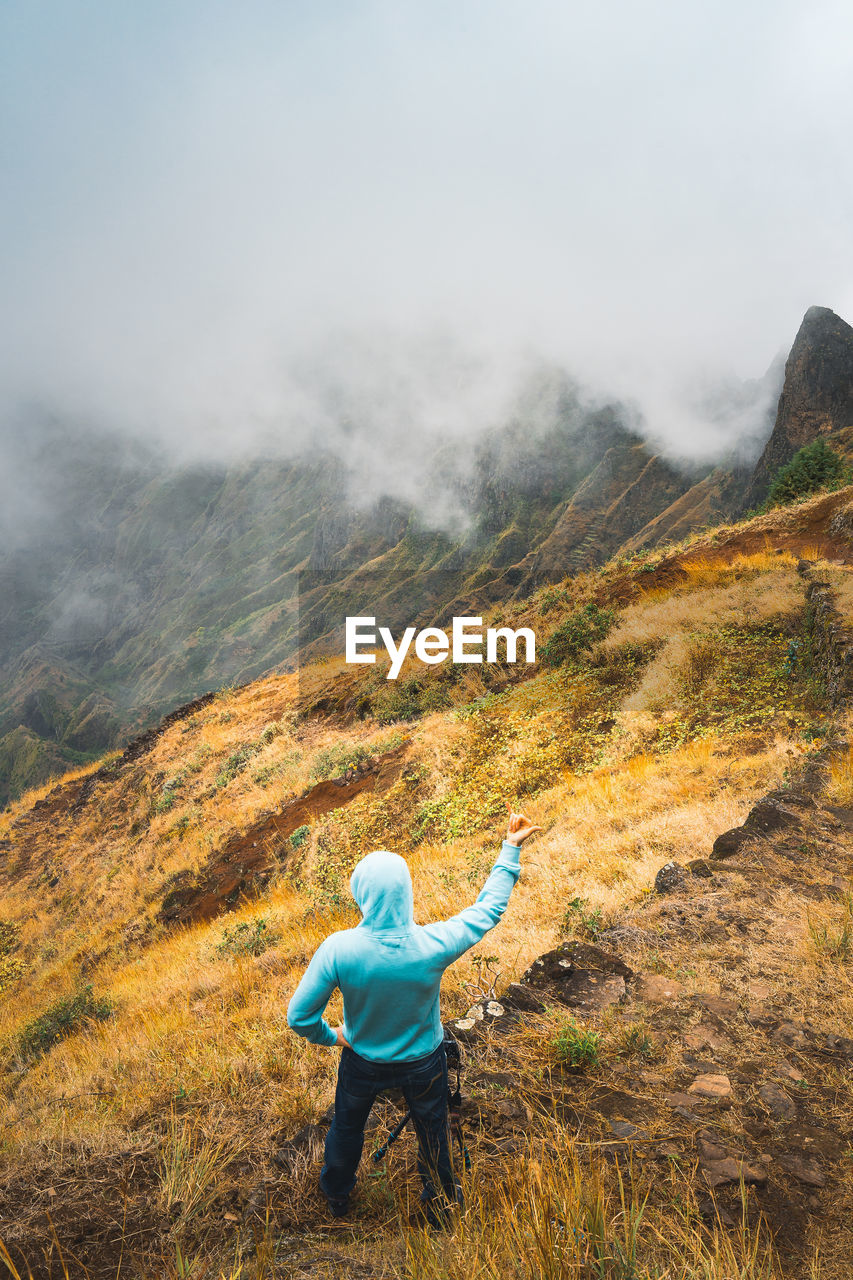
[2,0,851,526]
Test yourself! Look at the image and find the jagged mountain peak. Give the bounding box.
[745,304,853,506]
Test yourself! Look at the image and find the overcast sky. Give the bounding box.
[2,0,853,470]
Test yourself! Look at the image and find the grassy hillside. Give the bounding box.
[1,490,853,1276]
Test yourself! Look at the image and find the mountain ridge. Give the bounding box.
[4,305,853,805]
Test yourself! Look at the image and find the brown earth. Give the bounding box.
[158,739,412,926]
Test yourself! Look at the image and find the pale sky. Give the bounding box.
[2,0,853,471]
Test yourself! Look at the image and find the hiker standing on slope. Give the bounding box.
[286,803,541,1222]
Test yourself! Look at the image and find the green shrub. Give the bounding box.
[311,733,405,781]
[18,985,115,1061]
[215,917,276,958]
[765,439,850,509]
[541,603,614,667]
[311,742,374,780]
[154,772,186,812]
[539,585,571,614]
[370,680,425,725]
[289,824,310,850]
[560,895,604,939]
[553,1017,601,1071]
[214,744,259,788]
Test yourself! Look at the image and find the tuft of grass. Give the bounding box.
[617,1022,656,1060]
[311,731,406,780]
[827,746,853,806]
[158,1112,235,1230]
[808,914,853,962]
[553,1016,602,1071]
[405,1134,778,1280]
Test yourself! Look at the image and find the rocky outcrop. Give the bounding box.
[803,577,853,707]
[745,306,853,508]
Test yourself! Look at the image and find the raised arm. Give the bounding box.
[286,937,339,1047]
[422,806,540,963]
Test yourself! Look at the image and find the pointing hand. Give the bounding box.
[505,803,542,847]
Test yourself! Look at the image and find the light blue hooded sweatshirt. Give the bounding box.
[286,840,521,1062]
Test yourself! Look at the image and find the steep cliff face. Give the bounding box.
[506,443,698,584]
[745,306,853,507]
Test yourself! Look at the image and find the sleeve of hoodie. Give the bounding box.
[286,937,339,1047]
[422,840,521,963]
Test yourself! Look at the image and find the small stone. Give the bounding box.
[683,1024,731,1054]
[638,1070,667,1085]
[609,1120,647,1140]
[779,1154,825,1187]
[697,1137,730,1163]
[776,1059,806,1083]
[773,1022,809,1050]
[758,1082,795,1119]
[485,1001,505,1018]
[654,861,687,894]
[665,1091,704,1109]
[701,1157,767,1189]
[711,827,749,860]
[688,1074,732,1099]
[695,993,739,1018]
[698,1196,736,1226]
[634,974,684,1004]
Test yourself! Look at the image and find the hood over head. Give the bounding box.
[350,850,414,932]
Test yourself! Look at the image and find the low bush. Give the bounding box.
[215,917,277,958]
[541,603,614,667]
[765,439,850,509]
[18,985,115,1061]
[214,744,259,788]
[561,895,604,939]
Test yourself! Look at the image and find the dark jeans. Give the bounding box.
[321,1041,459,1208]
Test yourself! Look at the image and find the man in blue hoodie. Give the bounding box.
[286,805,540,1220]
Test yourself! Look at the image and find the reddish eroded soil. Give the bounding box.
[158,740,412,925]
[599,485,853,608]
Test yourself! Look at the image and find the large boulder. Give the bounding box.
[520,941,632,1012]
